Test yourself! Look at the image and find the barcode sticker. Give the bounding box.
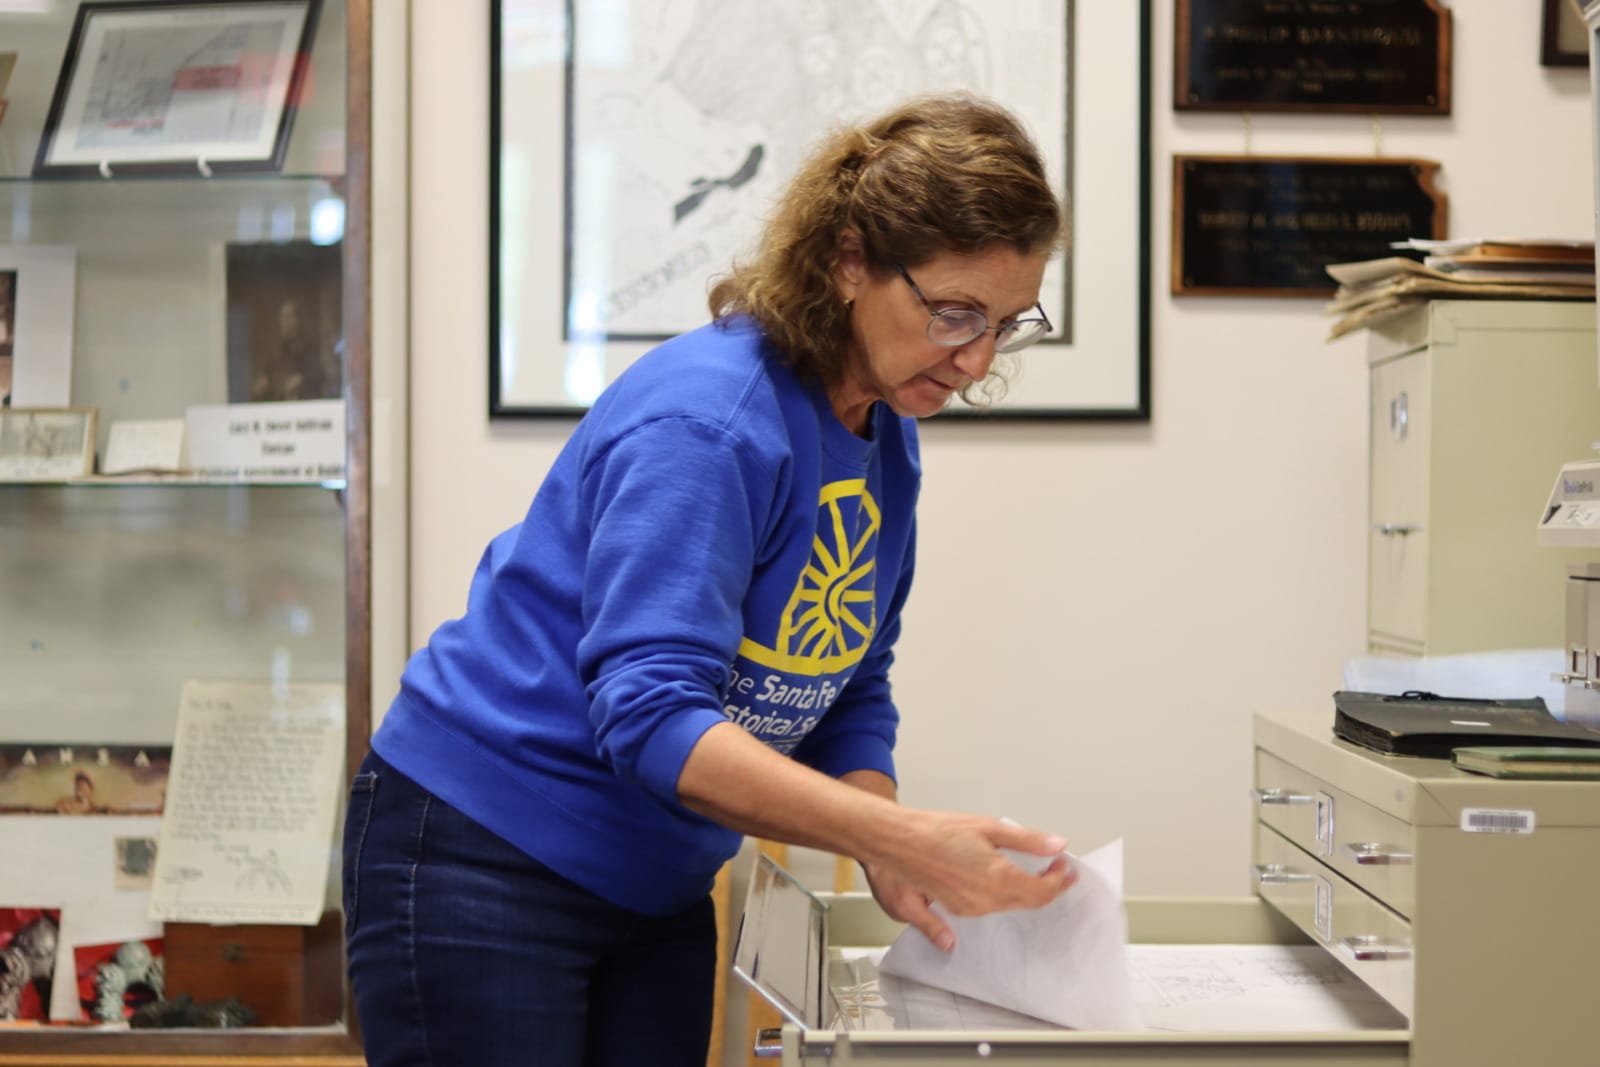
[1460,808,1535,834]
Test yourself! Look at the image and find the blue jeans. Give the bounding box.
[342,750,717,1067]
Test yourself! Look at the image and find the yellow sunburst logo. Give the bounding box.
[737,479,880,675]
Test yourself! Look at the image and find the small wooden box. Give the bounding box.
[162,911,344,1027]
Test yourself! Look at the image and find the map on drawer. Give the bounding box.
[184,399,344,484]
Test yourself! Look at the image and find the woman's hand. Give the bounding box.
[859,813,1078,952]
[676,732,1076,952]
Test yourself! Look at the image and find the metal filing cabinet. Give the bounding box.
[1252,709,1600,1066]
[1365,300,1599,656]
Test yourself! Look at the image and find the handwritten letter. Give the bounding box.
[148,680,344,924]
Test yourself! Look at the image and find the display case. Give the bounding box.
[0,0,372,1061]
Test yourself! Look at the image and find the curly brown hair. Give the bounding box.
[708,93,1066,392]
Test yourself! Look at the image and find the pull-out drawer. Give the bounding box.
[739,855,1410,1067]
[1254,823,1414,1019]
[1254,749,1416,917]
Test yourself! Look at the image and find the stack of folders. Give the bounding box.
[1323,237,1595,340]
[1331,690,1600,759]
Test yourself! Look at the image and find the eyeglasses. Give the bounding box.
[894,264,1052,353]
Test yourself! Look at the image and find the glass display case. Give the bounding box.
[0,0,371,1060]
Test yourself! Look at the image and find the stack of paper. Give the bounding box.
[1324,238,1595,340]
[877,839,1141,1030]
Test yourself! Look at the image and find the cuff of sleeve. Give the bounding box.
[636,707,736,805]
[800,737,897,784]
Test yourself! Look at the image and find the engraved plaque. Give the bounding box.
[1172,155,1447,297]
[1176,0,1451,113]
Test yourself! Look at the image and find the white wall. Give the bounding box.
[405,0,1596,898]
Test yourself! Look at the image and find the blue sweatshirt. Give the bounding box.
[373,316,920,915]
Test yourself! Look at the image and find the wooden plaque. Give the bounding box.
[1172,155,1447,297]
[1176,0,1451,113]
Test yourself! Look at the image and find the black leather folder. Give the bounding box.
[1332,690,1600,758]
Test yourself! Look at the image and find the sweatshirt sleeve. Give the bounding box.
[789,514,916,782]
[575,416,775,805]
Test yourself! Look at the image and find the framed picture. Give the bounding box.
[491,0,1152,420]
[1543,0,1590,68]
[33,0,322,178]
[0,407,97,481]
[224,240,343,403]
[0,246,76,410]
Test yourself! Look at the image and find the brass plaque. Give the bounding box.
[1172,155,1447,296]
[1176,0,1451,113]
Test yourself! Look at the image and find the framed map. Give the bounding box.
[491,0,1151,419]
[33,0,321,177]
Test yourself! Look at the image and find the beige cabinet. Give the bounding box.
[1253,710,1600,1067]
[1366,301,1600,655]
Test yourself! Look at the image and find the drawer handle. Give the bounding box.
[1372,523,1422,536]
[754,1027,784,1059]
[1252,787,1314,805]
[1339,935,1412,962]
[1253,863,1313,885]
[1342,842,1413,865]
[1553,672,1600,690]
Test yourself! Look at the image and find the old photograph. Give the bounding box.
[225,241,344,404]
[0,406,95,480]
[0,744,170,815]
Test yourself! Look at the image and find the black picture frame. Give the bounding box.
[489,0,1153,422]
[1542,0,1590,68]
[33,0,322,178]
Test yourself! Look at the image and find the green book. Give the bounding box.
[1452,745,1600,780]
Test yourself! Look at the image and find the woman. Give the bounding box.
[345,92,1076,1067]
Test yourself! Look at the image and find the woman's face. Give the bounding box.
[830,240,1049,432]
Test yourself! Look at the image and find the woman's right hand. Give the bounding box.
[859,811,1078,951]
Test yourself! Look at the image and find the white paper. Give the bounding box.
[183,399,345,482]
[878,837,1140,1030]
[1128,943,1407,1032]
[835,942,1406,1034]
[103,418,187,474]
[148,680,344,925]
[0,245,76,409]
[873,968,1061,1032]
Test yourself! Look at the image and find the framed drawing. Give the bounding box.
[0,407,97,481]
[33,0,322,178]
[0,245,77,410]
[1543,0,1589,68]
[224,240,344,403]
[491,0,1152,420]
